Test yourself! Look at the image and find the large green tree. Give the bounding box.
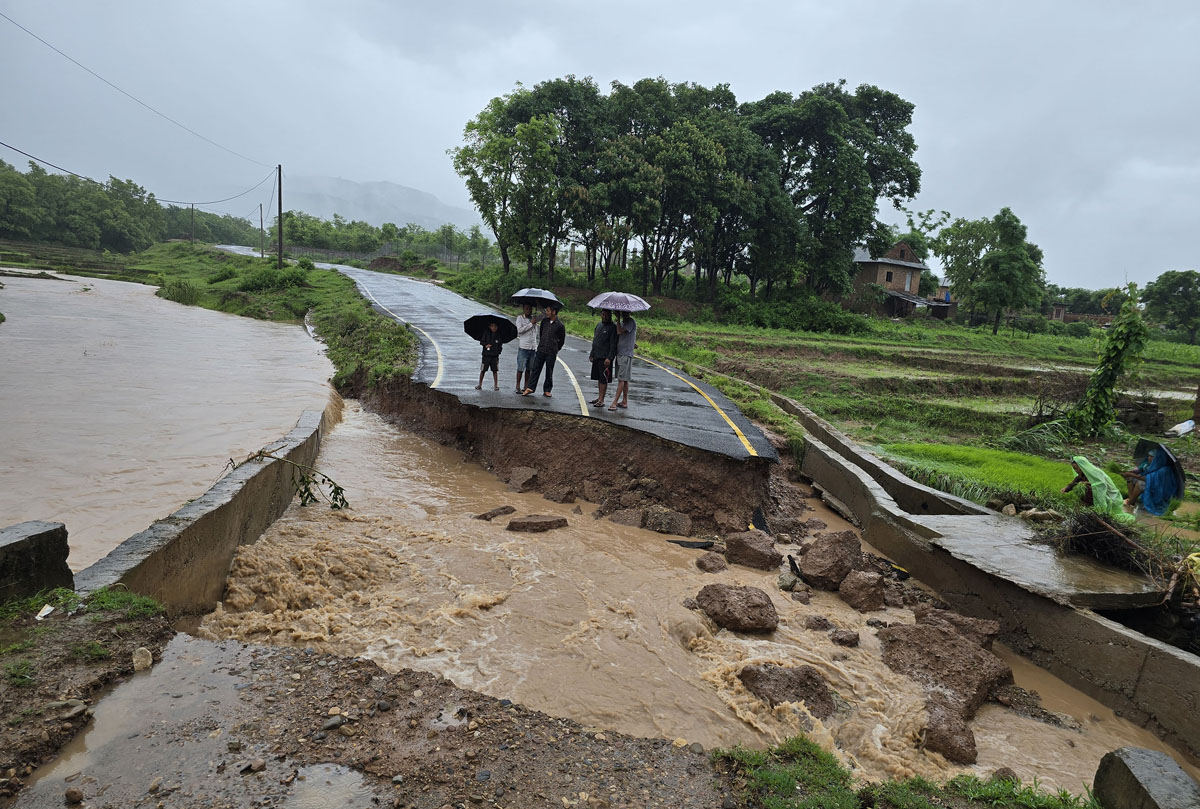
[975,208,1045,334]
[1142,269,1200,344]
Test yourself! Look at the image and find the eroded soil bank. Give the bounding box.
[196,403,1198,793]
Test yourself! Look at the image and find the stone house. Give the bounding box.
[851,242,952,318]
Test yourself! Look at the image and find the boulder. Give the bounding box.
[473,505,515,522]
[777,571,801,591]
[838,570,885,612]
[913,605,1001,650]
[643,505,692,536]
[725,530,782,571]
[830,629,860,648]
[582,480,606,504]
[878,623,1012,716]
[924,697,978,764]
[696,552,728,573]
[799,531,860,590]
[506,515,568,533]
[804,615,834,632]
[543,485,576,504]
[738,664,834,718]
[695,584,778,633]
[713,509,746,534]
[1001,503,1017,516]
[803,518,827,532]
[608,509,645,528]
[790,588,812,604]
[507,466,539,493]
[1093,747,1200,809]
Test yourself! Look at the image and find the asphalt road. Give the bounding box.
[219,248,775,461]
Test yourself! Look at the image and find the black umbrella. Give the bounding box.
[510,287,563,309]
[1132,438,1186,498]
[463,313,518,344]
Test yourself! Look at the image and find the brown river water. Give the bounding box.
[0,274,333,570]
[200,402,1199,793]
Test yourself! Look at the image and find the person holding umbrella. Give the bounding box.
[585,291,650,412]
[514,302,539,394]
[588,309,618,407]
[463,314,518,393]
[523,304,566,397]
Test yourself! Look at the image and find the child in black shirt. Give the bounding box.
[476,321,502,391]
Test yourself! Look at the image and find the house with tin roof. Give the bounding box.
[850,241,953,319]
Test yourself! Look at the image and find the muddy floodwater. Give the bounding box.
[0,274,333,569]
[201,403,1198,792]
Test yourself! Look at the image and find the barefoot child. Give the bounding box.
[476,321,502,391]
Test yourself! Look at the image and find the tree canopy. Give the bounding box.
[451,76,922,297]
[1142,269,1200,345]
[0,160,257,251]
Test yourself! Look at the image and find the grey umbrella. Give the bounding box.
[586,291,650,312]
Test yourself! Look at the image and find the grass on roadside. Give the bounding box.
[717,735,1099,809]
[129,243,418,387]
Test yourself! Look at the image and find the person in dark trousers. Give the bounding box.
[588,309,618,407]
[523,305,566,397]
[475,320,502,391]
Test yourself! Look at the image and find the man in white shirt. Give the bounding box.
[514,303,539,394]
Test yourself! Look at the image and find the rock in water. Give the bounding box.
[643,505,692,536]
[912,605,1001,650]
[799,531,860,589]
[695,584,778,633]
[1093,747,1200,809]
[738,664,835,718]
[474,505,515,521]
[838,570,885,612]
[505,514,568,532]
[724,530,782,570]
[132,647,153,671]
[830,629,860,647]
[507,466,539,492]
[924,697,978,764]
[696,551,728,573]
[878,623,1011,715]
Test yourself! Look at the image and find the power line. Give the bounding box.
[0,9,272,169]
[0,139,275,208]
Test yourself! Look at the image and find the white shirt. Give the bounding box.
[516,314,538,350]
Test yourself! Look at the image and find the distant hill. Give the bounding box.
[283,176,483,232]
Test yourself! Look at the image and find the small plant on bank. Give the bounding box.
[160,278,201,305]
[233,452,349,510]
[4,659,35,688]
[69,641,111,662]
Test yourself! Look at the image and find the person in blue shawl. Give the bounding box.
[1138,449,1179,516]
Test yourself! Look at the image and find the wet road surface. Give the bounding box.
[221,247,775,461]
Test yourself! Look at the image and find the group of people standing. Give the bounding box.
[498,303,637,411]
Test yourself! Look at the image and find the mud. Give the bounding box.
[348,372,772,536]
[0,607,172,799]
[191,402,1199,793]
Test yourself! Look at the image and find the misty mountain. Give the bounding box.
[281,176,483,232]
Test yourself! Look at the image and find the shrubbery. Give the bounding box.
[159,279,200,305]
[238,267,309,292]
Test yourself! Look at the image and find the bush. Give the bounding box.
[159,279,200,305]
[1065,321,1093,339]
[207,266,237,284]
[1015,314,1049,334]
[297,257,316,272]
[1047,320,1068,336]
[238,267,309,292]
[715,287,870,335]
[446,267,527,304]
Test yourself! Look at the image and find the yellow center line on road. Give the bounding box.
[357,284,444,389]
[557,356,589,416]
[636,355,758,457]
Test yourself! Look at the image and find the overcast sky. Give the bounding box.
[3,0,1198,289]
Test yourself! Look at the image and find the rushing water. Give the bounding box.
[200,402,1199,792]
[0,273,334,570]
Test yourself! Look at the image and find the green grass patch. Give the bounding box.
[4,658,35,688]
[881,443,1126,508]
[717,736,1099,808]
[69,641,111,662]
[125,243,417,387]
[0,586,163,622]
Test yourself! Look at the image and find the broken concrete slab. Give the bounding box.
[1093,747,1200,809]
[0,521,73,601]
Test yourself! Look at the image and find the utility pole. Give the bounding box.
[190,204,194,243]
[276,164,284,269]
[259,203,265,258]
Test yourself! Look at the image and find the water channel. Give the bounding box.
[200,402,1199,792]
[0,274,333,570]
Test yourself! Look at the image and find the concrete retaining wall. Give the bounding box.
[74,408,328,618]
[678,360,1200,759]
[0,521,73,600]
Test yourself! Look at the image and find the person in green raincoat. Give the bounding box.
[1061,456,1135,524]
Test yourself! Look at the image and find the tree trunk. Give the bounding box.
[547,237,558,284]
[499,243,511,274]
[1193,379,1200,423]
[992,309,1003,335]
